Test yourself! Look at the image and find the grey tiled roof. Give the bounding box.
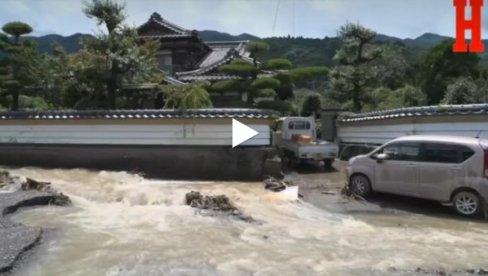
[144,12,190,35]
[0,109,275,121]
[177,50,241,77]
[176,41,253,81]
[339,104,488,123]
[197,41,250,68]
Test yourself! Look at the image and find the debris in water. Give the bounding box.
[341,184,368,203]
[21,178,72,206]
[264,178,286,192]
[0,170,16,188]
[50,192,72,206]
[185,191,255,223]
[389,267,488,275]
[263,177,296,193]
[22,178,53,192]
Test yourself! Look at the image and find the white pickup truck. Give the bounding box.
[273,117,339,168]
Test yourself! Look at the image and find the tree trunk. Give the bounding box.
[11,91,19,111]
[352,85,362,112]
[107,82,116,110]
[107,67,118,110]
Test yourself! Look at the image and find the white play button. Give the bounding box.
[232,119,259,148]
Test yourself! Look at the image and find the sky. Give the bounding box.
[0,0,481,39]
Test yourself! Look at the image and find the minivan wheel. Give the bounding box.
[452,191,483,217]
[349,175,371,198]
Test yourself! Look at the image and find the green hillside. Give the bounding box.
[27,31,486,66]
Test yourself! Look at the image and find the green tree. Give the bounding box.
[210,80,242,96]
[373,85,427,110]
[2,22,32,44]
[301,93,322,117]
[274,73,294,100]
[161,83,212,109]
[246,41,270,69]
[219,42,283,103]
[420,39,480,104]
[82,0,160,109]
[442,77,486,105]
[262,59,292,70]
[331,23,382,112]
[373,44,409,90]
[289,67,329,81]
[218,41,330,105]
[0,21,36,111]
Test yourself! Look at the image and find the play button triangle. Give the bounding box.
[232,119,259,148]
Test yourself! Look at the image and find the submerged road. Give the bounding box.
[2,163,488,275]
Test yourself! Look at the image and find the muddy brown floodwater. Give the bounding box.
[6,162,488,276]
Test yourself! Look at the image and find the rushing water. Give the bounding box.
[5,167,488,276]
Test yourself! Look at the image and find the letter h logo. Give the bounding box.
[453,0,485,53]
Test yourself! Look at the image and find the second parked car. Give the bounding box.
[347,135,488,217]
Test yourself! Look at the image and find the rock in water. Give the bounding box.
[185,191,255,223]
[22,178,53,192]
[50,193,72,206]
[185,191,203,207]
[0,170,15,188]
[20,177,72,206]
[186,191,236,211]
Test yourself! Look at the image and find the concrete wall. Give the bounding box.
[0,145,280,181]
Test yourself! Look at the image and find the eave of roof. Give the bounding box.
[339,104,488,123]
[0,109,276,121]
[140,34,194,39]
[178,74,243,81]
[163,75,187,85]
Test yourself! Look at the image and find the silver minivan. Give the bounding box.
[347,135,488,217]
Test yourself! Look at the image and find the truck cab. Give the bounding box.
[274,117,339,168]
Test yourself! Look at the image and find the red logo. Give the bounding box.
[453,0,484,53]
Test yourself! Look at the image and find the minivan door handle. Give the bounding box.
[406,163,416,167]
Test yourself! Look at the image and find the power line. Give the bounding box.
[272,0,281,37]
[292,0,295,37]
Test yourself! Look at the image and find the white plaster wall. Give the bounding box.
[338,122,488,145]
[0,124,271,146]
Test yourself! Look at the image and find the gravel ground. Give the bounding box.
[0,191,63,274]
[288,160,468,219]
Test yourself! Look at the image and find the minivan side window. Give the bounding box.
[420,143,474,164]
[373,142,421,161]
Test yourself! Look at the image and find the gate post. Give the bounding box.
[320,108,342,142]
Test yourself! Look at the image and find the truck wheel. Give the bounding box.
[323,159,333,169]
[452,191,483,218]
[289,156,300,168]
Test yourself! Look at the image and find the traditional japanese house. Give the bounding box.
[137,12,253,83]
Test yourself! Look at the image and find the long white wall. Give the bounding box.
[0,123,271,146]
[338,122,488,145]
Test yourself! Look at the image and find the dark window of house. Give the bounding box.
[374,142,421,161]
[420,143,474,164]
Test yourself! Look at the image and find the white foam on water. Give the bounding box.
[6,167,488,276]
